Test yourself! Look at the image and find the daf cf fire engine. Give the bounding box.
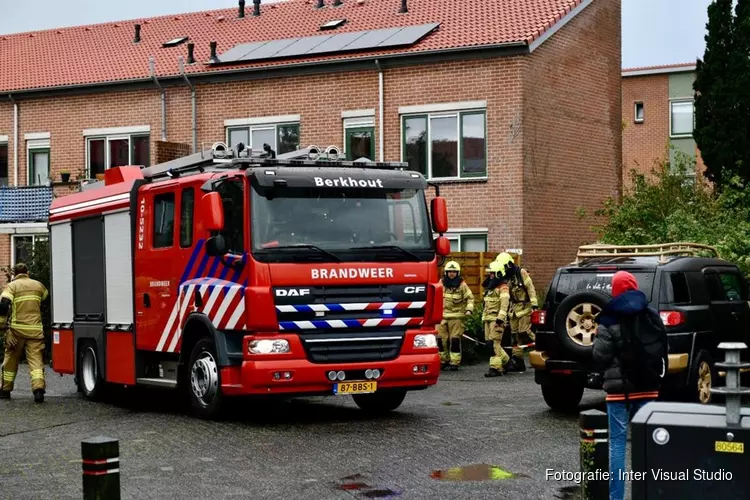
[48,143,451,418]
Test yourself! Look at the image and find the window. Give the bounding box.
[402,110,486,179]
[87,134,150,178]
[719,272,744,301]
[344,116,375,161]
[0,141,7,186]
[27,140,50,186]
[216,177,245,254]
[11,234,48,267]
[634,102,644,123]
[153,193,175,248]
[670,100,694,137]
[660,272,690,304]
[179,188,195,248]
[443,233,488,252]
[226,123,300,155]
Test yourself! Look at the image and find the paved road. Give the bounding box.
[0,363,608,500]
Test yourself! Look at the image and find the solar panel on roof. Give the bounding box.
[238,38,302,61]
[375,23,439,48]
[273,34,334,58]
[305,30,368,54]
[213,23,441,64]
[340,27,403,52]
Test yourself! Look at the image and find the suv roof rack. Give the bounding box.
[574,242,721,264]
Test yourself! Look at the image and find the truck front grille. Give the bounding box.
[298,330,404,364]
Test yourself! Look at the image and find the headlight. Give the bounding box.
[413,334,437,349]
[249,339,290,354]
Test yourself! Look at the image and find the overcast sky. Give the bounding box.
[0,0,711,68]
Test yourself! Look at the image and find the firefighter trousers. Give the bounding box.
[437,318,464,366]
[484,321,510,371]
[510,314,535,359]
[2,334,45,392]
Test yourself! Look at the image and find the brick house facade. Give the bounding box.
[0,0,621,289]
[621,63,704,187]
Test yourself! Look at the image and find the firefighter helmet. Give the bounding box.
[488,260,504,277]
[444,261,461,273]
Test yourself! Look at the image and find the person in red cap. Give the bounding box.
[593,270,668,500]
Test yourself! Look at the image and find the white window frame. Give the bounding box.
[85,133,151,178]
[400,105,488,181]
[27,138,51,186]
[634,101,644,123]
[669,99,695,138]
[11,233,48,267]
[343,115,376,159]
[224,116,300,154]
[434,229,489,252]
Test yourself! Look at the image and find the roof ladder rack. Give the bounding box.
[574,242,721,264]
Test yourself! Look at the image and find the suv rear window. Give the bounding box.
[555,271,655,302]
[660,271,691,304]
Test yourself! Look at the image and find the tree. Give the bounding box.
[694,0,737,188]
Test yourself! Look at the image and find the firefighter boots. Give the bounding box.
[0,390,9,399]
[33,389,44,403]
[484,367,504,378]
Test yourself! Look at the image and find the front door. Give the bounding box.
[703,267,748,347]
[346,127,375,161]
[135,187,178,351]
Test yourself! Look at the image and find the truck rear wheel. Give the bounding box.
[78,342,105,401]
[186,338,226,419]
[352,390,406,414]
[541,380,584,413]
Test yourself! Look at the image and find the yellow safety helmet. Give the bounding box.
[444,261,460,272]
[488,260,505,277]
[495,252,514,267]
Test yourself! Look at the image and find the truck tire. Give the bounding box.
[541,380,584,413]
[186,337,226,419]
[78,342,104,401]
[689,350,716,405]
[554,291,609,360]
[352,390,407,414]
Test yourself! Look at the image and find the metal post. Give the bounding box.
[81,436,120,500]
[579,409,609,500]
[711,342,750,427]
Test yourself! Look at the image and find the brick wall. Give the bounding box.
[522,0,622,288]
[155,141,191,164]
[0,234,9,287]
[621,74,670,186]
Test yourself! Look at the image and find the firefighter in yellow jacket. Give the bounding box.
[496,253,538,372]
[0,263,49,402]
[482,260,511,377]
[438,261,474,370]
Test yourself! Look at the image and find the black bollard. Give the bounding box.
[81,436,121,500]
[579,409,609,500]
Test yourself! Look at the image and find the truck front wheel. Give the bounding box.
[186,338,226,419]
[541,380,584,413]
[352,390,407,414]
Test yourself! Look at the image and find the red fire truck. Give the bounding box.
[49,143,451,418]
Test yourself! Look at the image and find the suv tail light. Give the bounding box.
[659,311,685,327]
[531,309,546,325]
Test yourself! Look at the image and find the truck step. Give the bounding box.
[136,378,178,388]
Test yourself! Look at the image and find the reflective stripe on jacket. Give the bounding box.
[0,274,48,339]
[442,280,474,319]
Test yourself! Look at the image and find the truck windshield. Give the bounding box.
[250,185,434,262]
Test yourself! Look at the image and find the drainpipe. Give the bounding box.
[178,57,197,153]
[148,58,167,141]
[8,94,18,186]
[375,59,384,162]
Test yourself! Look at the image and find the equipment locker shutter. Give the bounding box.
[50,222,74,324]
[72,217,106,319]
[104,211,133,324]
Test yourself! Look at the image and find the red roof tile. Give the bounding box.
[0,0,585,93]
[622,62,697,74]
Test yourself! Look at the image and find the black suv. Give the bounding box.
[530,243,750,412]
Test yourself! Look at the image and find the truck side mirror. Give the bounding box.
[431,196,448,234]
[435,236,451,256]
[206,234,227,257]
[200,192,224,232]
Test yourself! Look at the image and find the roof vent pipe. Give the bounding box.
[134,24,141,43]
[210,41,217,60]
[333,0,343,5]
[253,0,261,16]
[317,0,325,8]
[399,0,407,13]
[239,0,245,18]
[187,42,195,64]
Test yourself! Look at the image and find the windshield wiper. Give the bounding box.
[260,244,341,262]
[348,245,422,261]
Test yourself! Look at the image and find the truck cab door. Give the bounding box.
[703,267,748,350]
[134,188,178,351]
